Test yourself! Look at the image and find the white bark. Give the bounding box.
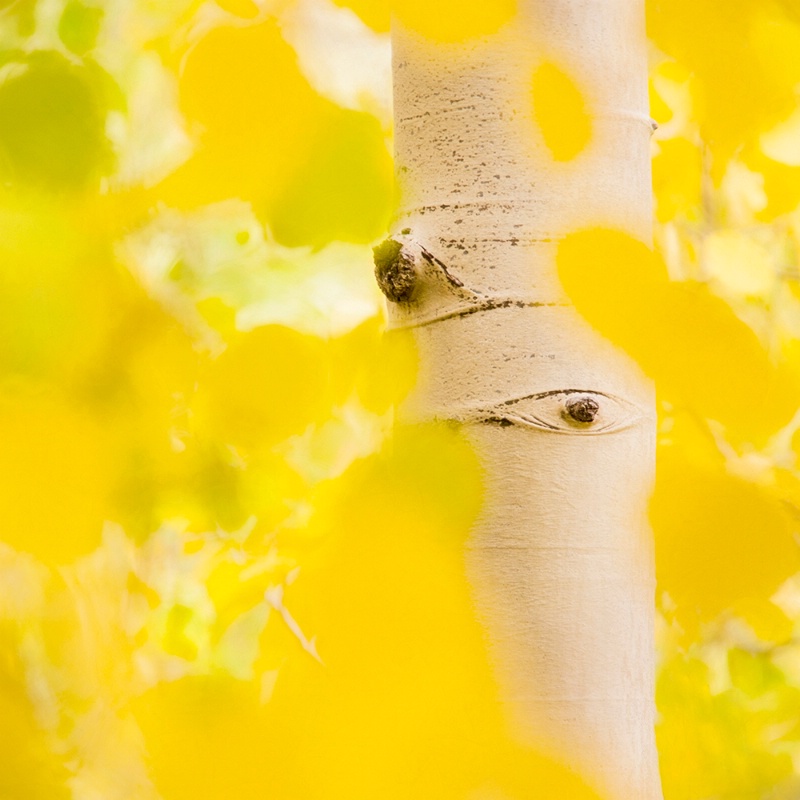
[380,2,662,799]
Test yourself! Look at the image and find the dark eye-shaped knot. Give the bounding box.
[564,395,600,424]
[481,389,644,435]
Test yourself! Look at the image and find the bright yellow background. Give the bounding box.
[0,1,799,798]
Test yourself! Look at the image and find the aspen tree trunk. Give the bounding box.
[375,2,662,799]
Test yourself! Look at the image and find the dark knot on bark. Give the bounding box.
[564,395,600,424]
[373,238,417,303]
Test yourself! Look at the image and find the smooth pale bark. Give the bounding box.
[379,2,662,799]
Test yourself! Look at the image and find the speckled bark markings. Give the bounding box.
[380,3,662,799]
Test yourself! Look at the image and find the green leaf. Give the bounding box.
[269,108,393,247]
[0,51,114,190]
[58,1,103,56]
[728,648,783,699]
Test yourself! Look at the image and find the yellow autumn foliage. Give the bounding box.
[134,425,601,800]
[531,62,592,162]
[0,625,70,799]
[0,1,797,799]
[557,228,799,441]
[394,0,516,43]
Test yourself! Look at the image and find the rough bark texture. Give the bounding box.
[380,2,663,798]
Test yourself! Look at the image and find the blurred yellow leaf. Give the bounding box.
[743,146,800,221]
[329,318,418,413]
[652,448,798,622]
[394,0,516,43]
[649,75,674,127]
[195,296,238,339]
[0,195,120,382]
[197,325,328,451]
[133,675,273,800]
[158,21,392,246]
[213,0,260,18]
[332,0,390,32]
[703,229,775,297]
[657,654,794,800]
[0,627,70,799]
[750,9,800,93]
[207,559,269,639]
[733,598,794,645]
[0,392,115,563]
[647,0,800,166]
[760,106,800,168]
[652,137,702,222]
[147,438,248,532]
[178,21,317,158]
[155,21,326,213]
[162,603,200,660]
[78,296,203,536]
[256,423,599,799]
[531,62,592,162]
[557,228,799,440]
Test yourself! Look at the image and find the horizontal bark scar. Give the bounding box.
[409,299,562,328]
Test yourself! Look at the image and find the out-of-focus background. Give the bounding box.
[0,1,799,798]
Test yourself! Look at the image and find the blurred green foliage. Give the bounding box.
[0,51,115,189]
